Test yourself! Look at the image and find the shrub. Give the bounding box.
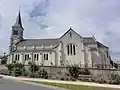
[67,64,91,79]
[60,77,64,80]
[110,74,120,84]
[83,68,91,75]
[6,64,14,75]
[28,63,39,73]
[67,64,80,79]
[32,68,48,79]
[23,70,29,77]
[6,63,25,76]
[41,69,48,79]
[35,69,42,78]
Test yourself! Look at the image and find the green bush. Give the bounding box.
[41,69,48,79]
[6,63,25,76]
[28,68,48,79]
[28,62,39,73]
[110,74,120,84]
[7,63,48,79]
[23,70,29,77]
[60,77,64,80]
[6,64,14,75]
[67,64,80,79]
[83,68,91,75]
[67,64,91,79]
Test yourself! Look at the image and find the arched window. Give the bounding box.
[24,54,30,61]
[44,54,48,60]
[67,45,70,55]
[34,54,39,61]
[67,44,76,55]
[18,54,20,61]
[37,54,39,60]
[34,54,36,60]
[13,31,18,35]
[73,45,76,55]
[27,54,29,61]
[24,54,27,61]
[15,54,20,61]
[15,54,17,60]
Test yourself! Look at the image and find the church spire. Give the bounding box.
[13,10,23,29]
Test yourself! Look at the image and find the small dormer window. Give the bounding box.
[13,31,18,35]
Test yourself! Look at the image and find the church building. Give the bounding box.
[7,11,111,68]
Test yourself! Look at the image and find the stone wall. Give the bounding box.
[0,65,9,75]
[37,66,69,79]
[89,68,120,81]
[24,65,120,80]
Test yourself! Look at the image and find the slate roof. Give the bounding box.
[17,38,59,46]
[97,41,108,48]
[13,11,24,29]
[83,37,96,44]
[0,56,2,59]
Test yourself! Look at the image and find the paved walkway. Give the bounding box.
[1,75,120,89]
[0,78,65,90]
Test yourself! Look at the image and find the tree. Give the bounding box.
[110,74,120,84]
[1,54,8,64]
[28,62,39,73]
[67,64,80,79]
[6,63,25,76]
[67,63,91,79]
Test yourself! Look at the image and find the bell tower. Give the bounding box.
[9,10,24,52]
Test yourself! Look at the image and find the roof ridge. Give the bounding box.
[24,38,59,40]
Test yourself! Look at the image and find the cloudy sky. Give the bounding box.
[0,0,120,61]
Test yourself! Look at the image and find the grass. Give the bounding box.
[24,80,120,90]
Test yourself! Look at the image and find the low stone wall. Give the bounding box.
[90,68,120,75]
[46,67,120,80]
[0,65,9,75]
[37,66,69,79]
[19,65,120,80]
[89,68,120,81]
[37,66,120,75]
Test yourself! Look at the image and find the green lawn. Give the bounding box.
[24,80,120,90]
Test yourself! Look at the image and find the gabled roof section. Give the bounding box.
[97,41,108,48]
[83,37,97,44]
[13,11,24,29]
[0,56,2,59]
[59,27,82,39]
[17,38,59,46]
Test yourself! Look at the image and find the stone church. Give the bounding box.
[7,11,111,68]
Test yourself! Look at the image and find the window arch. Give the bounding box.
[24,54,30,61]
[15,54,20,61]
[34,54,36,60]
[15,54,17,60]
[67,44,76,55]
[34,54,39,61]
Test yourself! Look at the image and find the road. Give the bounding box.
[0,78,59,90]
